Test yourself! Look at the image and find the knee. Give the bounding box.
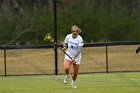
[65,66,70,71]
[73,72,78,76]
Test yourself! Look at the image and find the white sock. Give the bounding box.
[72,80,76,82]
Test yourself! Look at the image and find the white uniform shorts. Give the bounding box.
[64,54,81,64]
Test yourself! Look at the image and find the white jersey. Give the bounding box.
[64,34,84,64]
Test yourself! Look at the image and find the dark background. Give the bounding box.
[0,0,140,45]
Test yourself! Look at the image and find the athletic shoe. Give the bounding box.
[71,80,77,88]
[64,75,70,84]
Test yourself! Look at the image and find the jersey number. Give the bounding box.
[71,45,73,48]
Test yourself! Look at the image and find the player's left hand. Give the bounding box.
[71,57,76,63]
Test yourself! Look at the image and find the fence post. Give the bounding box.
[53,0,58,75]
[106,45,109,73]
[4,49,7,76]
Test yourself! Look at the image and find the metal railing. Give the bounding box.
[0,41,139,76]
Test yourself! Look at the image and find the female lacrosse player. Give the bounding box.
[62,25,84,88]
[136,47,140,53]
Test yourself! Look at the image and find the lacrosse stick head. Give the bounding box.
[44,33,56,44]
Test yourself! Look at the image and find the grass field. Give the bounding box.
[0,72,140,93]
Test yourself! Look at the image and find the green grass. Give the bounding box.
[0,72,140,93]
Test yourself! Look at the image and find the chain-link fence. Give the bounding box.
[0,42,140,76]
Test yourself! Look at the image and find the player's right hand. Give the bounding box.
[61,47,67,52]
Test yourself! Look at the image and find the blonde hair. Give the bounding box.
[71,25,82,33]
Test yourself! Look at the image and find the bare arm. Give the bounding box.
[74,46,83,57]
[63,43,68,48]
[61,43,68,52]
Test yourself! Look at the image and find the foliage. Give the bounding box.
[0,0,140,45]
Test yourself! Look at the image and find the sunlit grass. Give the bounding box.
[0,72,140,93]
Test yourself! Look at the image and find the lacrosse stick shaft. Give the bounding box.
[59,47,76,63]
[59,47,72,59]
[44,33,76,63]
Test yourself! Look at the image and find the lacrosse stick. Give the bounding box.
[44,33,76,63]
